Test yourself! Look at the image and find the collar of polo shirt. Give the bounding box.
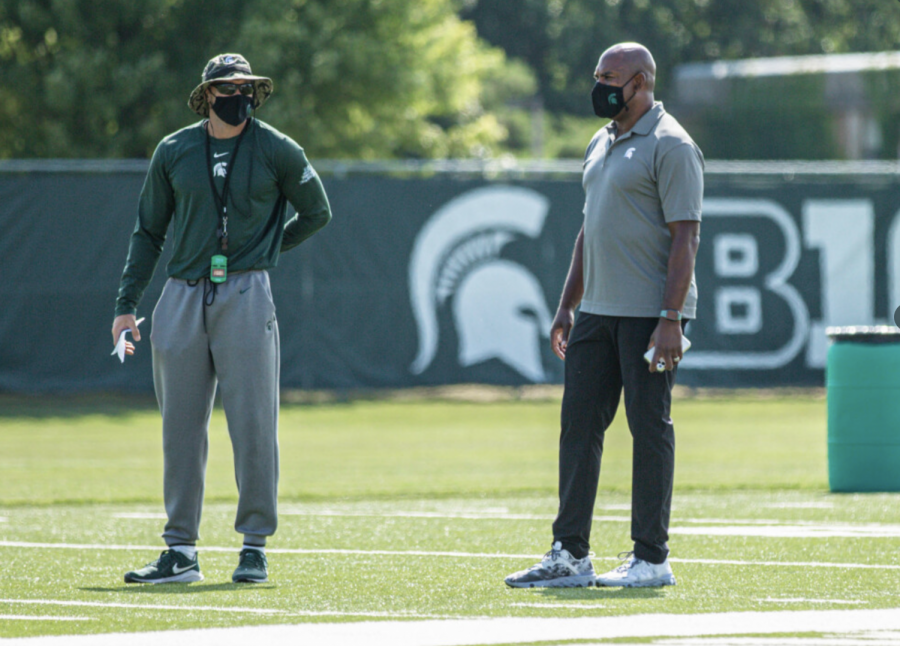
[608,102,666,139]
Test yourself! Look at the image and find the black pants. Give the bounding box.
[552,312,682,564]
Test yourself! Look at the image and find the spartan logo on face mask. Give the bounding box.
[213,162,228,177]
[591,73,639,119]
[409,186,553,382]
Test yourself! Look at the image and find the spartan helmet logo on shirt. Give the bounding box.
[408,186,553,382]
[213,162,228,177]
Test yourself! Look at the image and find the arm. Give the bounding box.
[550,225,585,360]
[647,141,704,372]
[111,143,175,349]
[276,142,332,252]
[648,220,700,371]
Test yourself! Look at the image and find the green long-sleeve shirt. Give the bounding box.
[115,118,331,316]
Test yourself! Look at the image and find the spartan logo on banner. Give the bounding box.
[409,186,553,382]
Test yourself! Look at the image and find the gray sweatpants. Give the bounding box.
[150,271,280,548]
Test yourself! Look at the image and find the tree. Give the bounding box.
[462,0,900,115]
[0,0,532,158]
[236,0,513,159]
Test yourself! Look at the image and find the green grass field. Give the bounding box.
[2,390,900,644]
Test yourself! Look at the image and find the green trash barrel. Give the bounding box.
[827,326,900,492]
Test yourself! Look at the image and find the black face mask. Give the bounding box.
[591,73,639,119]
[210,94,253,126]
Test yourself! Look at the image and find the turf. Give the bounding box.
[0,394,827,505]
[3,392,898,642]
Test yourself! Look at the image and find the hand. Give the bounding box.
[112,314,141,356]
[550,307,575,361]
[647,319,682,373]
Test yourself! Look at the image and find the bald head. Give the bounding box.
[595,42,656,91]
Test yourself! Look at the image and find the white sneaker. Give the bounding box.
[594,552,676,588]
[505,541,596,588]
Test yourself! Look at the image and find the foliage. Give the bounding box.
[461,0,900,114]
[4,1,900,159]
[0,0,531,158]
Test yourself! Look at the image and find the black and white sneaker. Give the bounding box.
[505,541,595,588]
[124,549,203,584]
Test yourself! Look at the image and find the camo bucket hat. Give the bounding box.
[188,53,274,117]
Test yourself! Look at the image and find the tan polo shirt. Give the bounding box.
[581,102,704,319]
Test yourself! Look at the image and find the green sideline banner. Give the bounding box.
[1,164,897,391]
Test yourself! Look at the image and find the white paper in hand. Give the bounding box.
[644,336,691,371]
[112,318,145,363]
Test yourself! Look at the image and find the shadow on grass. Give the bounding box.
[537,587,669,600]
[0,393,159,419]
[0,385,569,419]
[81,583,277,594]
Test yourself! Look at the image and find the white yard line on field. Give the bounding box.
[0,600,464,620]
[762,502,835,509]
[509,603,606,609]
[279,510,563,521]
[114,509,636,523]
[9,609,900,646]
[671,525,900,538]
[284,611,474,619]
[274,509,900,532]
[667,557,900,570]
[657,633,900,645]
[0,615,93,622]
[0,599,283,615]
[0,541,538,559]
[110,507,900,536]
[756,598,868,605]
[104,509,900,543]
[0,540,898,571]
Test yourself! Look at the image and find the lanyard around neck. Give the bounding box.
[205,118,251,252]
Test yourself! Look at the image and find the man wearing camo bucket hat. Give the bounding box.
[112,53,331,585]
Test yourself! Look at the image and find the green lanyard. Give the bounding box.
[205,118,251,252]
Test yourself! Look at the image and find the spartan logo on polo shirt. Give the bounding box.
[625,147,636,159]
[408,186,553,383]
[213,161,228,177]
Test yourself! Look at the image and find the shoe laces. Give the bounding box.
[615,550,637,573]
[239,548,266,569]
[150,549,178,570]
[542,543,594,562]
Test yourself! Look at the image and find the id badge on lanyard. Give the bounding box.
[206,119,250,284]
[210,254,228,283]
